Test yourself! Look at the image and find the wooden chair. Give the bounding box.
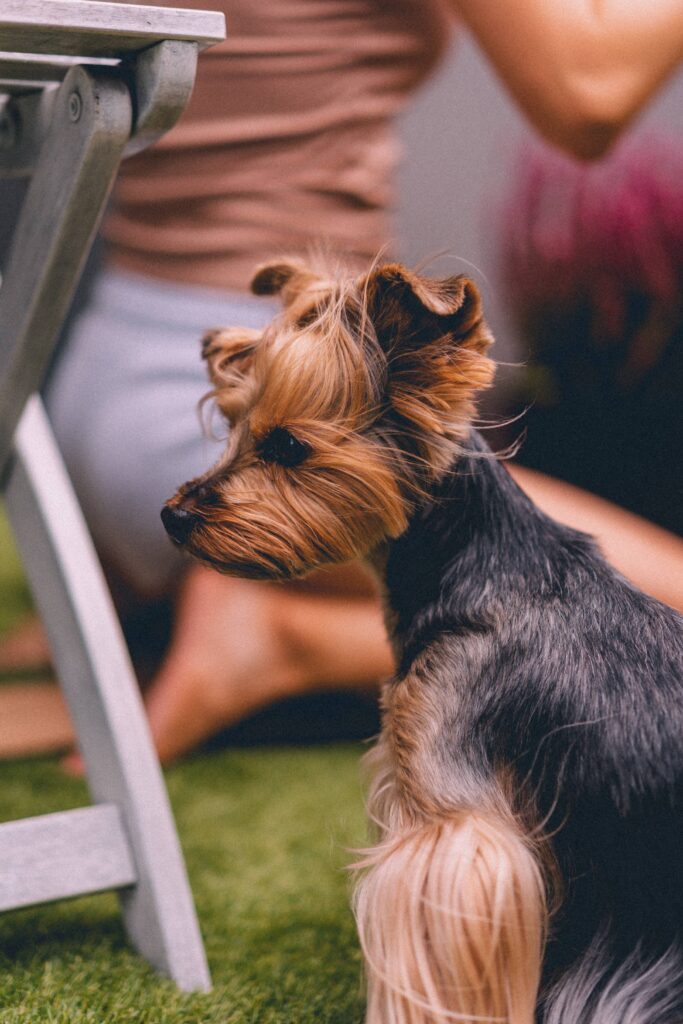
[0,0,225,991]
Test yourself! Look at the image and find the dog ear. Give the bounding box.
[250,261,300,296]
[363,263,489,354]
[201,327,261,386]
[201,327,262,422]
[362,264,495,451]
[250,259,316,300]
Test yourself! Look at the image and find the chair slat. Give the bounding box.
[0,0,225,58]
[0,53,118,86]
[0,804,137,911]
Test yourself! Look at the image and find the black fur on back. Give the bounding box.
[384,431,683,1014]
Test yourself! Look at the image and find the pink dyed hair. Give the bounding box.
[501,136,683,345]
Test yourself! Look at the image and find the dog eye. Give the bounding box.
[258,427,311,468]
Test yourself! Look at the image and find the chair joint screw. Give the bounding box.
[69,91,82,122]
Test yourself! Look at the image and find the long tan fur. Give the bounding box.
[353,745,547,1024]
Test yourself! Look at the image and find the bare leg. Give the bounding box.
[0,619,65,761]
[509,464,683,613]
[145,564,393,763]
[0,682,73,758]
[0,614,51,673]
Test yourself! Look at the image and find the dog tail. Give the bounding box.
[541,935,683,1024]
[352,805,547,1024]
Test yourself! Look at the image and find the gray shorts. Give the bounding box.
[45,268,277,596]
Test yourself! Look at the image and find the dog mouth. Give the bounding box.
[193,547,305,580]
[163,525,300,581]
[201,541,319,581]
[161,502,319,580]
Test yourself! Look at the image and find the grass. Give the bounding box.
[0,509,369,1023]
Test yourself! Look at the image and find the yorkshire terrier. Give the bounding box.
[162,259,683,1024]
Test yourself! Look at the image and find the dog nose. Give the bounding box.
[161,504,198,545]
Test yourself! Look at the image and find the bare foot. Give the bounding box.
[145,564,393,763]
[0,564,392,769]
[0,615,51,675]
[0,682,74,758]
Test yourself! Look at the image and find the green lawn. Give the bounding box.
[0,511,368,1023]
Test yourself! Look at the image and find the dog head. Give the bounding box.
[161,259,494,578]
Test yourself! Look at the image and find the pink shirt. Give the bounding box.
[105,0,453,290]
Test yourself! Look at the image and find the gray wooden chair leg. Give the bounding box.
[2,395,211,992]
[0,65,133,472]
